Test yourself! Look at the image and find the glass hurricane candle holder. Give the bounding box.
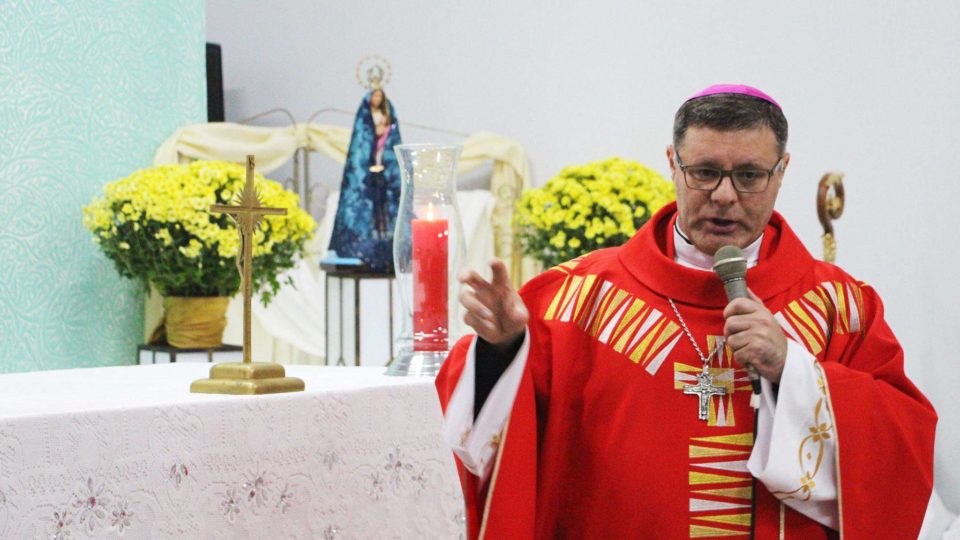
[387,144,465,376]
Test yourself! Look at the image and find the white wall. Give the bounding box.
[207,0,960,509]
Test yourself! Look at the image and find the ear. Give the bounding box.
[779,152,791,176]
[666,145,677,176]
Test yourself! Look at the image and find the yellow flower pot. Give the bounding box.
[161,296,230,349]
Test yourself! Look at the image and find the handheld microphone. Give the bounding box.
[713,245,762,408]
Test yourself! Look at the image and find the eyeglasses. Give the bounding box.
[674,152,783,193]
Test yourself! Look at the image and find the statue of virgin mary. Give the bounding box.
[326,88,402,274]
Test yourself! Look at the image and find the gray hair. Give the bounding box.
[673,94,788,156]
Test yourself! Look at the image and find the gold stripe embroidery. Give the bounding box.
[706,335,734,369]
[575,286,604,330]
[693,513,752,526]
[477,415,510,540]
[787,301,819,337]
[800,297,830,340]
[585,285,616,335]
[690,525,749,537]
[847,282,865,334]
[775,279,870,355]
[787,303,825,352]
[833,280,849,331]
[803,289,828,318]
[544,275,571,320]
[639,320,680,368]
[691,433,754,446]
[784,307,823,356]
[692,486,753,499]
[780,503,787,540]
[610,299,645,343]
[779,502,785,540]
[544,274,681,375]
[612,304,647,353]
[558,275,584,320]
[814,286,838,333]
[554,256,582,272]
[590,288,628,337]
[628,318,666,363]
[689,471,746,485]
[817,363,845,539]
[572,275,598,323]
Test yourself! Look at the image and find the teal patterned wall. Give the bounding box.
[0,1,205,372]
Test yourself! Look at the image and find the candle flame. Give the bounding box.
[426,202,435,221]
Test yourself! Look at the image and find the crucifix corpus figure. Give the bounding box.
[209,155,287,364]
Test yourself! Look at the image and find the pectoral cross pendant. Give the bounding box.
[684,364,727,421]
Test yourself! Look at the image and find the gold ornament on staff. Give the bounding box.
[816,172,845,264]
[191,155,305,395]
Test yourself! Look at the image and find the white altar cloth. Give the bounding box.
[0,364,465,539]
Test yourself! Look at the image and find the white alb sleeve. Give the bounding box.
[441,331,530,481]
[748,339,839,530]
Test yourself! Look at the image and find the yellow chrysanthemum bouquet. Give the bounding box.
[516,157,675,268]
[83,161,316,305]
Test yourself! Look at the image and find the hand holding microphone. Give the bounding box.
[713,246,787,407]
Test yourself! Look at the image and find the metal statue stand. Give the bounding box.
[817,173,845,263]
[191,155,305,394]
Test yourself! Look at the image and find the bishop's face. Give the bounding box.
[666,126,788,256]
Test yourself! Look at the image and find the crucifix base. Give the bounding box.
[190,362,305,395]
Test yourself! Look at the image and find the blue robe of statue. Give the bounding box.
[327,91,402,274]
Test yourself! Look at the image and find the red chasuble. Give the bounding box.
[436,203,936,539]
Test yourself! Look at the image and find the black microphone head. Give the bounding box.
[713,245,748,295]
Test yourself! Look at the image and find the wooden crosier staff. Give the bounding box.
[210,155,286,364]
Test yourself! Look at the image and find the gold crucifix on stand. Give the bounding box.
[190,155,305,395]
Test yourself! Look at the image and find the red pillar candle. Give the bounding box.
[412,216,449,351]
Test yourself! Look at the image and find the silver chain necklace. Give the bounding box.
[668,298,716,367]
[669,298,726,421]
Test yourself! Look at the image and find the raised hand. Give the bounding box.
[458,259,529,350]
[722,289,787,383]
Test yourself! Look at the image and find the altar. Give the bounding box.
[0,364,465,538]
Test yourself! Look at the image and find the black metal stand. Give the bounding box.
[323,269,395,366]
[137,344,243,364]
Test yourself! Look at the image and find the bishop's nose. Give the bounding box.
[710,176,739,206]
